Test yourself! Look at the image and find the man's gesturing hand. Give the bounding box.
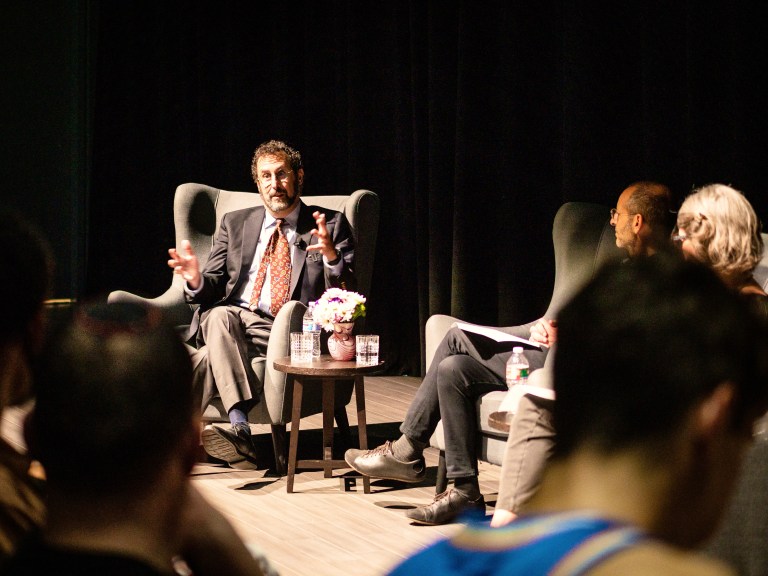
[308,211,338,261]
[168,239,201,290]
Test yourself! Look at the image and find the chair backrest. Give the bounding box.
[543,201,625,318]
[172,182,380,300]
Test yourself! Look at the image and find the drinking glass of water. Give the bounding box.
[356,335,379,366]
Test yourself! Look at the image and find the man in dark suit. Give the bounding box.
[168,140,355,469]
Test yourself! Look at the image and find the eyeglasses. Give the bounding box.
[258,169,293,187]
[609,208,638,223]
[609,208,626,222]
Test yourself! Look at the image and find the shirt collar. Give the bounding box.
[264,202,301,230]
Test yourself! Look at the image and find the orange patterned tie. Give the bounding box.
[249,219,291,316]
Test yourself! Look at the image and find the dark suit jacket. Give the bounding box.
[185,200,355,331]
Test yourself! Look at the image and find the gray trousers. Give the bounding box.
[496,393,556,513]
[191,305,273,414]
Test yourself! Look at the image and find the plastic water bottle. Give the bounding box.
[506,346,529,388]
[303,301,321,358]
[302,301,315,332]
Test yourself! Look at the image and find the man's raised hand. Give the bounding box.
[308,211,338,261]
[168,239,201,290]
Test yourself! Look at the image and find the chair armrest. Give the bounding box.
[425,314,463,371]
[107,276,194,328]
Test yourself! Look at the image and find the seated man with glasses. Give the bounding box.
[490,181,675,528]
[528,181,675,347]
[167,139,356,469]
[346,181,673,527]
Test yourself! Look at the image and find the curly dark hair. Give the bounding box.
[250,140,303,185]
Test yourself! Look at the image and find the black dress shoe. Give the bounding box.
[202,424,259,470]
[344,441,425,483]
[405,488,486,525]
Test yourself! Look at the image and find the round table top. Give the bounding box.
[273,354,385,376]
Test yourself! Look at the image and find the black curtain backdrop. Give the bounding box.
[86,1,768,375]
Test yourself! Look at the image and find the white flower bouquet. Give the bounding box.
[312,288,367,331]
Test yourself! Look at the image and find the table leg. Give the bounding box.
[287,377,304,493]
[354,375,371,494]
[322,378,335,478]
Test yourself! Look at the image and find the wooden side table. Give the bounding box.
[273,355,384,493]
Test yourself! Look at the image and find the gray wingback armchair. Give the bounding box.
[108,183,380,474]
[427,201,624,492]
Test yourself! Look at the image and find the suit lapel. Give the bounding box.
[234,207,265,296]
[291,202,316,296]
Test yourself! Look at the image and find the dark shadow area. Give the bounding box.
[374,501,418,511]
[236,479,281,492]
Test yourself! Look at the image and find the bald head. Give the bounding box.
[612,181,674,257]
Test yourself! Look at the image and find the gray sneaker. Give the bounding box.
[405,489,486,525]
[344,440,426,483]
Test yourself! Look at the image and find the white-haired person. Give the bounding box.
[674,183,766,310]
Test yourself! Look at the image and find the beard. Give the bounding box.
[261,185,299,213]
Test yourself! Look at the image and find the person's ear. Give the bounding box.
[632,213,644,234]
[695,382,735,439]
[297,168,305,190]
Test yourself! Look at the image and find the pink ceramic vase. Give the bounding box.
[328,322,355,360]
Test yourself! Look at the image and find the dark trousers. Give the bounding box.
[400,326,547,479]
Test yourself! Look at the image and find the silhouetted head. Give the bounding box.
[30,301,196,498]
[553,254,768,458]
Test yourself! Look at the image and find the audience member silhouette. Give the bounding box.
[389,254,768,576]
[0,209,52,567]
[6,301,274,576]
